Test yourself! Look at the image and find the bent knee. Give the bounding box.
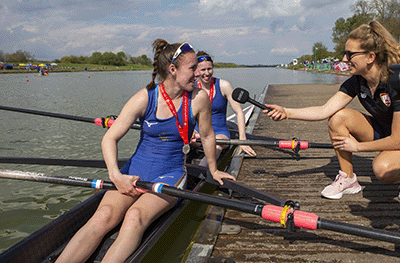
[124,207,145,228]
[90,205,119,230]
[328,109,351,129]
[373,159,399,183]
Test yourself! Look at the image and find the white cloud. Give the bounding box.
[271,47,299,55]
[0,0,355,64]
[198,0,303,18]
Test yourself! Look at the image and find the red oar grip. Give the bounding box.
[261,205,319,230]
[94,117,115,128]
[278,141,309,150]
[94,117,103,126]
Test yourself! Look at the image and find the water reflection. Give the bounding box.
[0,68,349,252]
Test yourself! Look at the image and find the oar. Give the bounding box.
[185,163,286,206]
[0,105,140,130]
[195,138,333,152]
[232,87,272,111]
[0,169,116,190]
[134,181,400,244]
[2,169,400,244]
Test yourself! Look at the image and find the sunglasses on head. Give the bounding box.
[170,43,194,65]
[197,56,213,63]
[342,50,369,59]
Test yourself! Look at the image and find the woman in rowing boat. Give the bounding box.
[192,51,256,166]
[55,39,235,263]
[263,21,400,200]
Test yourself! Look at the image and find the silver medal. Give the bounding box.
[182,144,190,154]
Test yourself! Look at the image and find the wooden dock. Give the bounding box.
[187,84,400,263]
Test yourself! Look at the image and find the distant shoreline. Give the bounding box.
[293,67,351,76]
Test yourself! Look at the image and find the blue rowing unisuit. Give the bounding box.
[195,77,229,138]
[120,85,196,189]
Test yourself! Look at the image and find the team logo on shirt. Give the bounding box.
[159,132,169,141]
[380,93,391,107]
[144,120,158,127]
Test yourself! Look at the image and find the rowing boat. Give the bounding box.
[0,105,255,263]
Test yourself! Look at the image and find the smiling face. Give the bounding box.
[197,60,214,84]
[173,52,198,91]
[343,38,373,76]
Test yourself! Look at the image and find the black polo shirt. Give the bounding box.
[339,75,400,136]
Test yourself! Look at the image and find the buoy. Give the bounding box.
[26,79,29,82]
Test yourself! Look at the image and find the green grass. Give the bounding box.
[1,63,153,74]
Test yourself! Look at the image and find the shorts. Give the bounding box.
[363,114,387,140]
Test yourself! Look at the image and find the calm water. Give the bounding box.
[0,68,349,253]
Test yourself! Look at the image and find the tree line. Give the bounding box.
[55,52,152,66]
[299,0,400,64]
[0,49,152,67]
[0,50,35,63]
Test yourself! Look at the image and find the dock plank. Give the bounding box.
[211,84,400,263]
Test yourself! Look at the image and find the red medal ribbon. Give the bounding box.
[197,78,214,104]
[159,83,189,144]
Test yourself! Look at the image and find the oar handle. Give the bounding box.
[2,170,400,244]
[261,204,319,230]
[209,139,332,150]
[134,180,400,244]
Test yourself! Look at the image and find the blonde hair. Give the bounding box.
[146,39,195,89]
[349,21,400,82]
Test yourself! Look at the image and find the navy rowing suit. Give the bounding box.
[195,77,230,138]
[120,84,196,189]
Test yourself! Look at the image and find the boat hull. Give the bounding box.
[0,106,255,263]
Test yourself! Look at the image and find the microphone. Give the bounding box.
[232,87,271,112]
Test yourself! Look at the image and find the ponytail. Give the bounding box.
[349,21,400,82]
[146,39,192,89]
[146,39,169,89]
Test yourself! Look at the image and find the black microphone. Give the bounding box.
[232,87,271,112]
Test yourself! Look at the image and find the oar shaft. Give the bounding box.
[0,105,141,130]
[213,139,332,149]
[2,169,400,244]
[308,142,333,149]
[134,181,264,216]
[0,169,116,190]
[135,181,400,244]
[319,218,400,244]
[0,105,95,123]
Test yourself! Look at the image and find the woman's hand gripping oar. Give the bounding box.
[2,169,400,245]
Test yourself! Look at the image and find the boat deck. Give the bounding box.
[209,84,400,262]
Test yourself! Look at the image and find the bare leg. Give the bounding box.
[101,192,177,263]
[198,134,229,167]
[373,151,400,183]
[328,108,374,178]
[55,191,138,263]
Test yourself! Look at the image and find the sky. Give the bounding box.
[0,0,355,65]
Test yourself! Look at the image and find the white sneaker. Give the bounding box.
[321,170,362,199]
